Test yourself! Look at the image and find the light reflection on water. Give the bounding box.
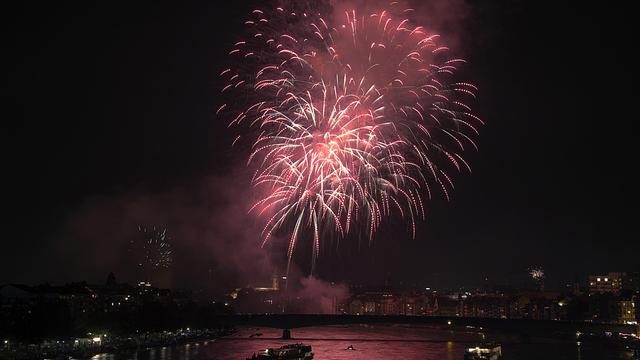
[86,324,634,360]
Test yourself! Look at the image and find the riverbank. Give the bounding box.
[0,327,235,360]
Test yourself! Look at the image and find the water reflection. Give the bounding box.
[90,354,114,360]
[86,324,631,360]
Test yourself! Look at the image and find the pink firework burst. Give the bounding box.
[218,3,482,272]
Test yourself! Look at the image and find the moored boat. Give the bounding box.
[464,343,502,360]
[247,343,313,359]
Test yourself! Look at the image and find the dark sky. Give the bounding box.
[3,1,637,291]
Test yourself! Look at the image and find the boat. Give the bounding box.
[247,343,313,359]
[464,343,502,360]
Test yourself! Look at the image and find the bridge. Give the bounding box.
[214,314,640,339]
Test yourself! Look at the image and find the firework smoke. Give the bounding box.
[219,2,482,272]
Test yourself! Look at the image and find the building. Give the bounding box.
[623,272,640,292]
[227,274,287,313]
[588,272,625,294]
[342,291,429,316]
[0,284,37,306]
[618,298,636,324]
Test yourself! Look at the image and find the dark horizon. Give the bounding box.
[3,0,638,293]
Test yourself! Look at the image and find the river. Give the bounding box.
[85,324,638,360]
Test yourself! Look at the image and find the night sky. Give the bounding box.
[4,1,637,292]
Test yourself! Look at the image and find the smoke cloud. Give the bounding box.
[329,0,471,52]
[294,276,350,314]
[52,168,279,293]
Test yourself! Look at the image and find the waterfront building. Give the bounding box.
[588,273,625,294]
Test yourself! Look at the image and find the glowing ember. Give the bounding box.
[130,225,173,269]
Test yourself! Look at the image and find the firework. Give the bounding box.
[219,3,482,271]
[130,225,173,269]
[529,268,545,281]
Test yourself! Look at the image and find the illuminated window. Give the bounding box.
[597,278,601,282]
[604,278,609,282]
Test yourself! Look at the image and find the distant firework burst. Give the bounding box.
[130,225,173,269]
[219,2,482,271]
[529,268,545,281]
